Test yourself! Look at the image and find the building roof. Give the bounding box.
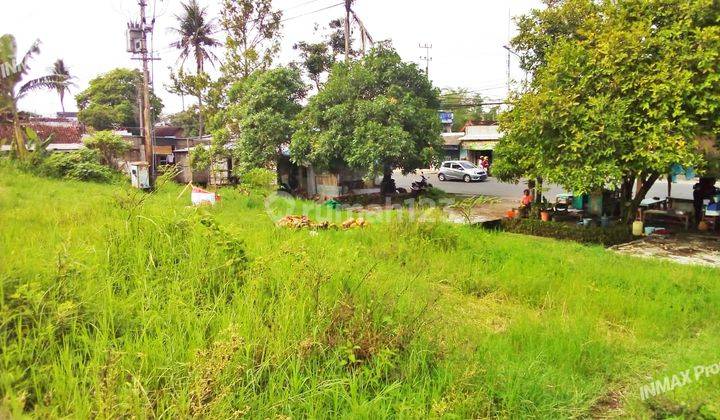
[154,126,185,138]
[1,143,84,152]
[442,132,465,146]
[459,124,502,141]
[0,120,86,144]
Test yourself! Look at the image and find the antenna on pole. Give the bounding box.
[419,43,432,77]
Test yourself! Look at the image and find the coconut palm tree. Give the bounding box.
[169,0,220,139]
[0,34,64,158]
[50,59,76,113]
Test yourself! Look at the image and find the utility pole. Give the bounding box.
[127,1,155,183]
[139,0,153,181]
[344,0,352,62]
[419,43,432,76]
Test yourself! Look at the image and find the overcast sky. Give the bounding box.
[2,0,542,117]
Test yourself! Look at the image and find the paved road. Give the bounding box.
[394,170,700,201]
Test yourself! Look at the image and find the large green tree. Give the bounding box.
[164,106,200,138]
[0,35,64,158]
[75,68,163,131]
[291,44,442,176]
[212,67,305,172]
[495,0,720,222]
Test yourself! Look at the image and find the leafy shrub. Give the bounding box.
[239,168,276,196]
[83,130,130,165]
[39,149,113,183]
[500,218,633,246]
[189,147,211,171]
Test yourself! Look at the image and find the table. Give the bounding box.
[640,209,691,230]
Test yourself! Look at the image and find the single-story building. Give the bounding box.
[441,132,464,161]
[458,123,502,166]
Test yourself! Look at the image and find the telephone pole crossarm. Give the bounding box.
[419,43,432,76]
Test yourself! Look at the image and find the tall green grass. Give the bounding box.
[1,163,719,418]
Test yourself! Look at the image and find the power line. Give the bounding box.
[281,2,344,22]
[284,0,331,11]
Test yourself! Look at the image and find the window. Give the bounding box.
[442,162,451,168]
[460,162,477,169]
[452,164,463,170]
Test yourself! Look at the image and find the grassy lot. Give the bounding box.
[1,164,719,418]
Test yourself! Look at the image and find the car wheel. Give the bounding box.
[463,175,471,183]
[438,173,446,181]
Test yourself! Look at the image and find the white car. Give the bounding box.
[437,161,488,182]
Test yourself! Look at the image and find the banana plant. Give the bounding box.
[0,34,64,159]
[24,126,53,158]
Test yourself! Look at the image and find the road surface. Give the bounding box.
[394,171,700,201]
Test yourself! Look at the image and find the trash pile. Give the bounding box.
[276,215,369,230]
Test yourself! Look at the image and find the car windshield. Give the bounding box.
[460,162,477,169]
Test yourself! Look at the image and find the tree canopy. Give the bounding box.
[293,19,358,90]
[75,68,163,131]
[212,67,306,172]
[220,0,282,81]
[291,45,442,176]
[494,0,720,221]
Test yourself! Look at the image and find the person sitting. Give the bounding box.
[521,189,533,207]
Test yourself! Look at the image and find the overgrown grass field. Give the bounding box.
[1,164,719,418]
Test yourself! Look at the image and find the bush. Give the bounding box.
[500,218,633,247]
[238,168,276,196]
[83,131,130,166]
[189,147,211,171]
[39,149,113,183]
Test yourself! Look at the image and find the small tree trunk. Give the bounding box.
[624,172,659,224]
[196,59,204,141]
[619,175,635,220]
[535,177,544,204]
[198,94,204,140]
[12,105,28,159]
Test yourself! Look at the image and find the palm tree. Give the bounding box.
[50,59,76,113]
[169,0,220,139]
[0,34,64,158]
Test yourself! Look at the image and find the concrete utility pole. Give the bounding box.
[138,0,154,180]
[419,43,432,76]
[344,0,352,62]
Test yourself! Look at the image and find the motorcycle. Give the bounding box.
[410,172,433,196]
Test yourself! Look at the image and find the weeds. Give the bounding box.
[1,165,719,418]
